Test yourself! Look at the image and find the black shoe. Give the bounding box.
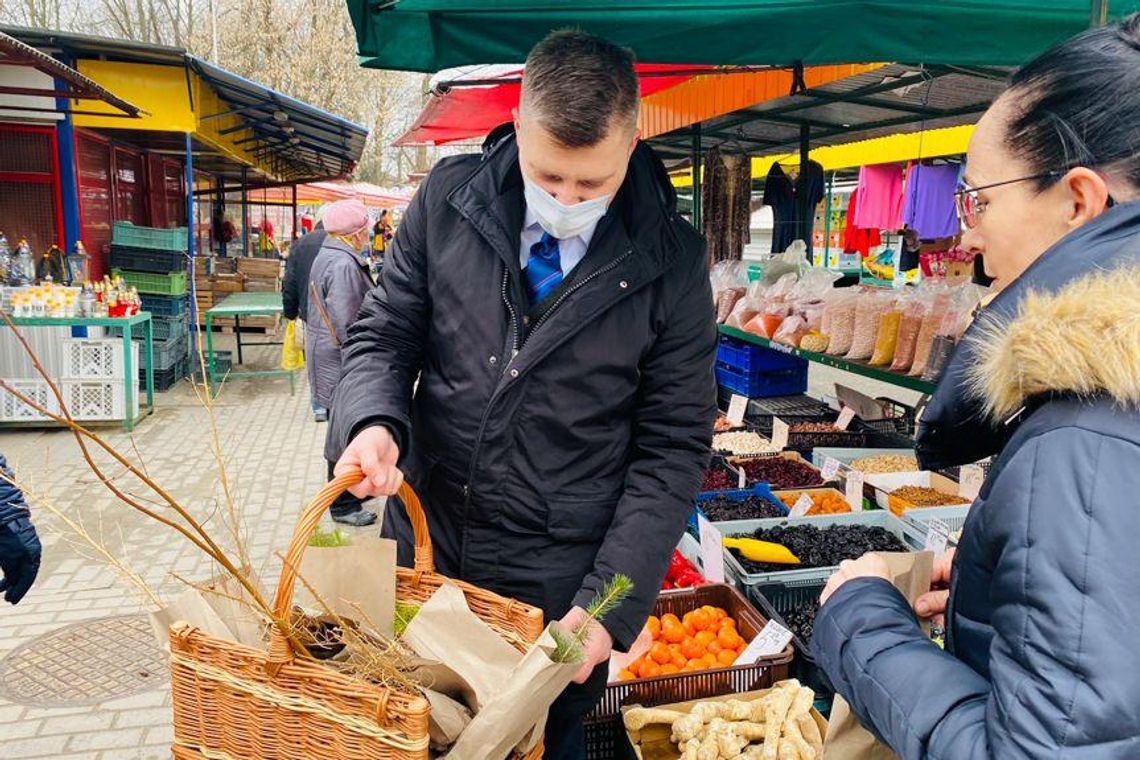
[331,509,377,527]
[313,409,329,422]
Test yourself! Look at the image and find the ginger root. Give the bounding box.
[624,706,687,732]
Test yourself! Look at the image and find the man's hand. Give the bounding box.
[0,517,41,605]
[914,547,955,627]
[559,606,614,685]
[819,553,891,607]
[335,426,403,498]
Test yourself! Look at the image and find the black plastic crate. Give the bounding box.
[142,356,190,392]
[747,580,833,698]
[151,334,188,372]
[140,294,188,317]
[852,397,918,437]
[739,394,836,436]
[109,244,188,274]
[584,584,792,760]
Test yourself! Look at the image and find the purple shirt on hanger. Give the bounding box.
[902,162,961,239]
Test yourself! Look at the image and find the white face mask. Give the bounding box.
[522,173,612,240]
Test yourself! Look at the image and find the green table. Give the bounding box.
[6,314,155,431]
[204,292,295,395]
[719,324,938,396]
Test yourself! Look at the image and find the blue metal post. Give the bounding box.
[53,55,81,250]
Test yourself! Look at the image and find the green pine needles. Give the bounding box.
[552,574,633,663]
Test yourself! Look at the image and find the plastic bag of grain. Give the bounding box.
[824,289,860,355]
[846,292,891,361]
[869,297,905,366]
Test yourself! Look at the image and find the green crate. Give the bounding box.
[112,222,187,251]
[112,268,187,296]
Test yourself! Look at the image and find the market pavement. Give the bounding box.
[0,338,377,759]
[0,336,916,759]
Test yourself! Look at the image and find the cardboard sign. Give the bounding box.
[727,394,748,426]
[772,417,790,450]
[835,384,888,421]
[697,514,726,583]
[821,457,841,482]
[924,518,952,556]
[737,467,748,489]
[790,493,814,518]
[835,406,857,431]
[846,469,865,510]
[735,619,794,664]
[959,464,985,500]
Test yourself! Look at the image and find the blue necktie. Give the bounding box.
[526,232,563,304]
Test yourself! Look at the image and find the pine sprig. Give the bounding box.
[393,601,420,637]
[552,574,633,663]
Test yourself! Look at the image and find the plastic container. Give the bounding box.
[112,221,188,251]
[146,356,191,392]
[112,268,188,296]
[716,511,914,588]
[151,334,189,372]
[140,294,188,317]
[108,313,188,342]
[0,378,59,422]
[748,580,832,697]
[62,339,139,380]
[109,245,188,274]
[715,363,808,398]
[693,483,789,525]
[585,583,793,760]
[741,394,834,437]
[60,379,139,421]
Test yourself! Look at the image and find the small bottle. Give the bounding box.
[0,232,10,283]
[79,282,94,318]
[11,240,34,286]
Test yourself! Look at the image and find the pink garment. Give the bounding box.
[321,199,370,235]
[853,164,904,230]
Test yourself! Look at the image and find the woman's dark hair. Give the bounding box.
[1005,13,1140,191]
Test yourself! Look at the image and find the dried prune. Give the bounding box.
[729,523,908,574]
[699,494,786,522]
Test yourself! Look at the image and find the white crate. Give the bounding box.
[62,339,138,380]
[0,378,59,422]
[60,379,139,421]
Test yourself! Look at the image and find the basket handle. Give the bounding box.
[266,468,432,670]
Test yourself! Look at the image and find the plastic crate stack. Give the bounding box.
[58,338,140,422]
[108,222,190,392]
[715,335,809,398]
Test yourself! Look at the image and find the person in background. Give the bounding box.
[283,215,328,421]
[813,15,1140,759]
[0,453,41,605]
[372,209,393,257]
[306,200,378,526]
[328,30,715,756]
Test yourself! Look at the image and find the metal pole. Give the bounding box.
[1090,0,1109,26]
[291,183,298,240]
[822,173,834,268]
[240,166,249,256]
[216,177,226,258]
[186,133,198,342]
[691,124,702,230]
[798,124,812,251]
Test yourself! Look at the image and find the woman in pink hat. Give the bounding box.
[305,199,377,525]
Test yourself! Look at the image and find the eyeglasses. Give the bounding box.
[953,172,1062,229]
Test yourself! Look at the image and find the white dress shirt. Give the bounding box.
[518,206,599,278]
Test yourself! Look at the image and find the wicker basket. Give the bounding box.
[169,472,547,759]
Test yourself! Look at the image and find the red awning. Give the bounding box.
[395,63,706,147]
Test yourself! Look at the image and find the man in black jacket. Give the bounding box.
[282,221,327,419]
[328,31,716,757]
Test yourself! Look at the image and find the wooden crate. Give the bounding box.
[211,274,245,293]
[236,257,280,278]
[244,277,279,293]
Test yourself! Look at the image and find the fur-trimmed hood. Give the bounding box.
[967,267,1140,421]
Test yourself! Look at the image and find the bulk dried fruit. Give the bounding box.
[779,599,818,644]
[701,466,738,492]
[617,606,750,681]
[700,493,787,521]
[776,490,852,515]
[849,455,918,474]
[790,422,843,433]
[730,523,908,574]
[714,431,780,456]
[737,457,823,489]
[891,485,968,507]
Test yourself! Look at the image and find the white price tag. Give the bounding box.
[727,394,748,426]
[790,493,813,518]
[697,514,726,583]
[735,619,794,664]
[835,406,857,431]
[846,469,865,510]
[771,418,790,450]
[737,466,748,490]
[924,518,952,555]
[821,457,841,482]
[959,464,985,500]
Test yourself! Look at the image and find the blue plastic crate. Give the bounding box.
[716,363,808,398]
[139,294,187,318]
[108,313,188,342]
[688,483,788,532]
[717,336,805,374]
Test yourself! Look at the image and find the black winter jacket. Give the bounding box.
[814,203,1140,758]
[327,132,717,648]
[282,226,326,321]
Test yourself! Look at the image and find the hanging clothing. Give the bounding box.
[702,146,753,265]
[853,163,904,230]
[842,190,882,257]
[902,162,962,239]
[762,160,825,254]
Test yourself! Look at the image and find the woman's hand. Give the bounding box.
[819,553,891,606]
[914,548,955,626]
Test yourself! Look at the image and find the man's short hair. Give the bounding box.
[521,30,639,148]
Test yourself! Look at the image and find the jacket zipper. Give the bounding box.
[519,248,634,350]
[500,268,521,365]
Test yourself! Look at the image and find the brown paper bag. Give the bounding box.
[150,571,269,649]
[295,535,397,637]
[402,581,522,712]
[822,551,934,760]
[442,623,581,760]
[423,688,473,750]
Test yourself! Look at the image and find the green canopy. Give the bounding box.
[349,1,1135,73]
